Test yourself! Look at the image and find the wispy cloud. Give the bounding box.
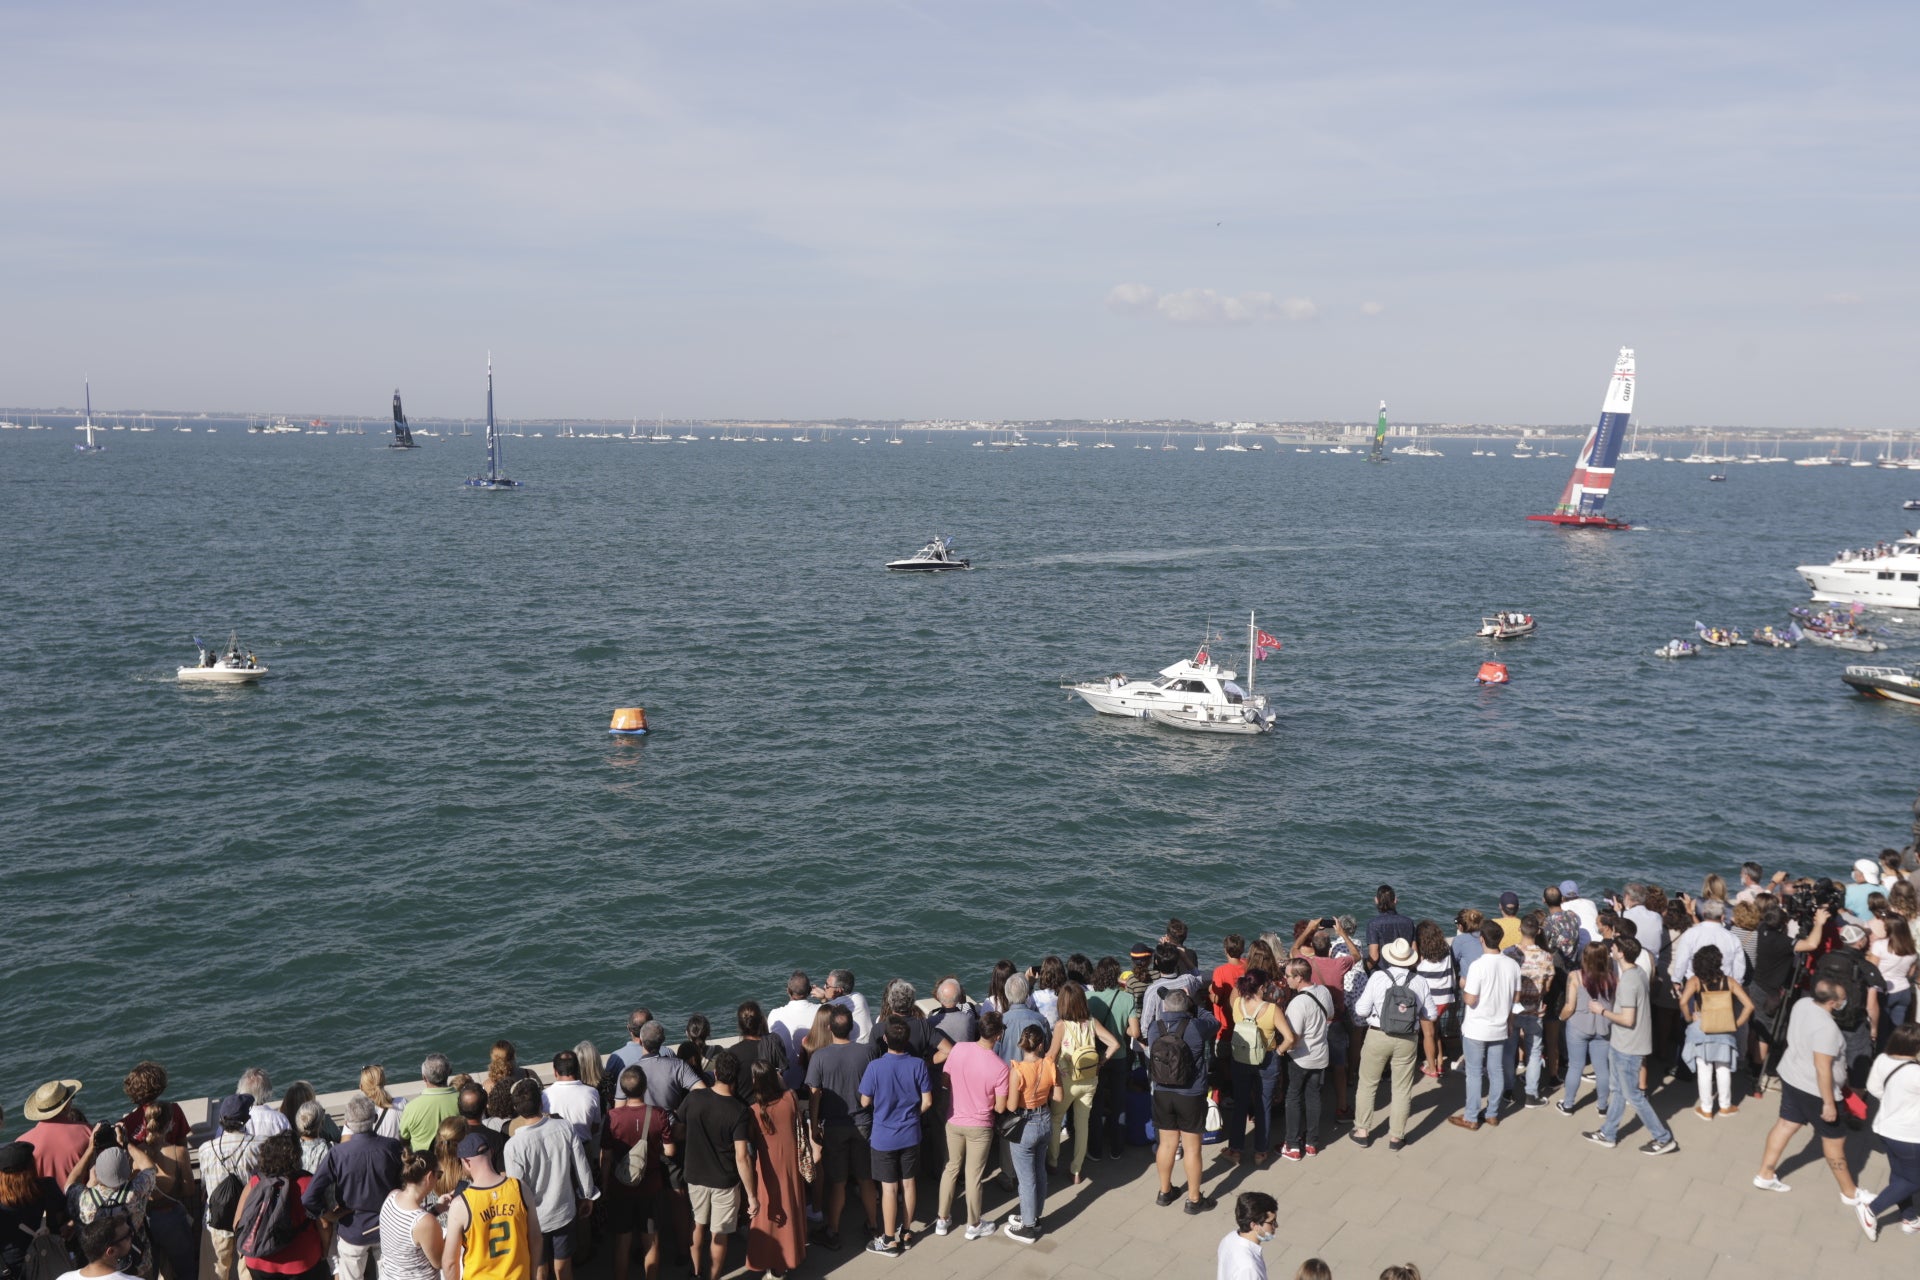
[1108,284,1317,325]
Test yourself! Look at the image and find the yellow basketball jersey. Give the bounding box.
[459,1178,531,1280]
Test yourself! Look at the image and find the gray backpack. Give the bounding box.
[1378,968,1421,1037]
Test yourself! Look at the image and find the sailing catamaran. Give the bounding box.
[74,381,103,453]
[1527,347,1634,530]
[1368,401,1388,463]
[388,389,418,449]
[465,356,522,489]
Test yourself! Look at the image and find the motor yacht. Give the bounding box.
[178,633,269,683]
[1065,617,1279,735]
[1798,533,1920,609]
[885,536,971,572]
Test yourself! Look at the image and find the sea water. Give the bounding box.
[1,429,1912,1099]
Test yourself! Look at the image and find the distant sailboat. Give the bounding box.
[465,356,522,489]
[74,380,103,453]
[1527,347,1634,530]
[389,389,418,449]
[1368,401,1388,463]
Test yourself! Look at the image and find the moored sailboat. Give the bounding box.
[1527,348,1634,530]
[465,356,522,489]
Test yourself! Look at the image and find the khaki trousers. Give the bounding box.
[936,1122,993,1225]
[1354,1029,1417,1139]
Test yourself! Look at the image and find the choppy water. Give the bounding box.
[3,426,1914,1102]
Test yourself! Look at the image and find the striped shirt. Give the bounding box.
[378,1193,440,1280]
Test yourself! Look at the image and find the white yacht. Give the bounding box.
[1798,533,1920,609]
[178,633,269,684]
[1065,617,1279,735]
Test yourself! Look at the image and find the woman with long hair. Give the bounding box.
[360,1065,405,1141]
[744,1061,807,1276]
[1044,981,1123,1182]
[0,1141,66,1280]
[1243,940,1281,983]
[1031,956,1067,1027]
[1863,1023,1920,1239]
[236,1134,323,1280]
[377,1152,444,1280]
[985,960,1019,1014]
[1004,1025,1060,1244]
[1701,873,1729,905]
[278,1083,339,1145]
[484,1042,536,1121]
[1223,971,1293,1167]
[1876,917,1918,1047]
[131,1102,200,1280]
[1413,920,1457,1079]
[1085,956,1137,1163]
[676,1015,718,1082]
[1679,944,1754,1119]
[1559,943,1616,1117]
[432,1117,468,1201]
[1889,880,1920,929]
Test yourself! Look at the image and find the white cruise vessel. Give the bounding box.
[1798,534,1920,609]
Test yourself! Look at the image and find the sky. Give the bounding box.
[1,1,1914,426]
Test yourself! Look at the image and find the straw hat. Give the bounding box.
[22,1080,82,1121]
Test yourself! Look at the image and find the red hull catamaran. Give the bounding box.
[1527,347,1634,530]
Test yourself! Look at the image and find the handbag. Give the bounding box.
[1699,987,1736,1035]
[994,1109,1026,1143]
[791,1106,814,1185]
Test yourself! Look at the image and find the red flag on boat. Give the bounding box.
[1195,648,1209,664]
[1256,629,1281,650]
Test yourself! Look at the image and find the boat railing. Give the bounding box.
[1845,666,1910,679]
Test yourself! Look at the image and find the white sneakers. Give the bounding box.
[1752,1174,1790,1193]
[962,1220,996,1241]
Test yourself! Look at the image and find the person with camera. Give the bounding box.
[1754,976,1871,1205]
[65,1122,156,1279]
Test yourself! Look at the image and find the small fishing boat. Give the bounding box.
[1842,665,1920,704]
[1654,639,1699,659]
[178,633,268,683]
[465,356,522,489]
[388,389,419,448]
[1476,611,1536,640]
[1066,615,1279,735]
[1750,625,1797,649]
[1527,347,1634,529]
[885,536,970,572]
[1694,622,1747,648]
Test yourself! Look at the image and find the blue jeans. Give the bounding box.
[1883,988,1914,1049]
[1228,1057,1280,1153]
[1871,1136,1920,1222]
[1563,1031,1611,1112]
[1510,1014,1545,1099]
[1602,1050,1671,1143]
[1463,1036,1508,1121]
[1010,1108,1049,1228]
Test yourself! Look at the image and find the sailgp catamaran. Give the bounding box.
[389,390,418,449]
[1527,347,1635,530]
[1368,401,1388,463]
[465,356,522,489]
[74,381,103,453]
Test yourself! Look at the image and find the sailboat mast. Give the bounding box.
[1246,612,1257,697]
[84,379,94,447]
[486,354,499,480]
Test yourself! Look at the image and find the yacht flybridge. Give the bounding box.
[1066,615,1280,735]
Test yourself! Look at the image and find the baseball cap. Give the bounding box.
[1559,880,1580,897]
[217,1093,253,1124]
[1854,858,1881,884]
[1499,891,1520,911]
[456,1132,493,1160]
[95,1148,131,1189]
[1841,923,1870,946]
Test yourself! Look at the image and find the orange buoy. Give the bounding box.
[609,707,649,735]
[1476,662,1509,685]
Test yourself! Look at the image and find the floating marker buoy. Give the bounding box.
[609,707,649,735]
[1475,662,1509,685]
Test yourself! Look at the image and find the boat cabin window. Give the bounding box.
[1904,573,1919,582]
[1879,571,1895,580]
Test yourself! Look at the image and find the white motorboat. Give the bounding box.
[1653,639,1698,659]
[886,536,971,572]
[1065,615,1279,735]
[1842,665,1920,705]
[1476,611,1536,640]
[179,633,269,683]
[1798,533,1920,609]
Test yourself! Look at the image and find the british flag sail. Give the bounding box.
[1527,347,1634,530]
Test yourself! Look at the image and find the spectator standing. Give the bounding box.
[1561,881,1601,941]
[1367,887,1417,968]
[1860,1024,1920,1240]
[815,971,874,1045]
[1215,1191,1278,1280]
[1491,894,1524,949]
[1585,937,1678,1155]
[198,1095,261,1280]
[605,1013,655,1101]
[1086,958,1137,1163]
[235,1133,323,1280]
[1678,946,1754,1120]
[743,1063,806,1277]
[0,1141,66,1280]
[442,1133,541,1280]
[1872,919,1917,1047]
[677,1054,756,1280]
[1281,959,1334,1160]
[126,1104,197,1280]
[358,1067,406,1143]
[1031,957,1067,1028]
[503,1082,598,1280]
[1350,939,1437,1150]
[767,974,820,1092]
[934,1011,1009,1241]
[399,1055,459,1153]
[1146,989,1218,1214]
[857,1018,933,1256]
[1816,924,1887,1087]
[1755,977,1868,1202]
[802,1007,877,1251]
[1002,1025,1059,1244]
[1413,921,1457,1079]
[1558,944,1615,1117]
[1045,981,1122,1181]
[1453,923,1519,1130]
[304,1095,403,1280]
[237,1071,290,1140]
[1223,973,1291,1166]
[1513,917,1557,1107]
[1210,937,1249,1040]
[19,1080,92,1190]
[997,976,1048,1066]
[542,1052,604,1157]
[1448,911,1485,976]
[629,1024,708,1114]
[598,1069,674,1280]
[377,1154,444,1280]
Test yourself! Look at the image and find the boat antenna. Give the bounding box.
[1246,611,1256,697]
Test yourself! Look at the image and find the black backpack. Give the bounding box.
[1147,1018,1199,1088]
[1814,950,1873,1032]
[234,1175,302,1260]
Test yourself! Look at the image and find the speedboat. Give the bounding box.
[1694,623,1747,648]
[1797,532,1920,609]
[1065,616,1279,735]
[1653,639,1698,659]
[179,633,268,683]
[1750,625,1797,649]
[1842,666,1920,704]
[1476,611,1536,640]
[1802,629,1888,654]
[1904,501,1920,511]
[886,536,970,572]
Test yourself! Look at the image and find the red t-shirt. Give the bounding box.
[604,1103,672,1193]
[119,1102,191,1146]
[1210,962,1248,1038]
[243,1174,322,1274]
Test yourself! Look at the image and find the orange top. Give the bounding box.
[1009,1058,1057,1111]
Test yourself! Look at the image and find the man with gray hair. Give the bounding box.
[996,975,1047,1066]
[237,1068,290,1138]
[632,1021,708,1112]
[606,1009,655,1100]
[814,970,874,1044]
[1621,885,1667,969]
[867,981,951,1066]
[400,1052,460,1151]
[1670,896,1749,987]
[305,1094,404,1280]
[927,977,979,1048]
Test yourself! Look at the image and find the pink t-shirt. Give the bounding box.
[943,1041,1010,1128]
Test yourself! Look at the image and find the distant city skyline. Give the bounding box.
[1,3,1912,427]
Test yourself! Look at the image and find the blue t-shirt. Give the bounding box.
[858,1052,931,1152]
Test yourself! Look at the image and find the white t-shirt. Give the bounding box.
[1215,1231,1267,1280]
[1566,896,1601,940]
[1461,952,1521,1042]
[768,999,821,1086]
[1777,999,1847,1100]
[57,1272,140,1280]
[1285,987,1333,1070]
[830,992,874,1044]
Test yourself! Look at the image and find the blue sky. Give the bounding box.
[2,2,1913,425]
